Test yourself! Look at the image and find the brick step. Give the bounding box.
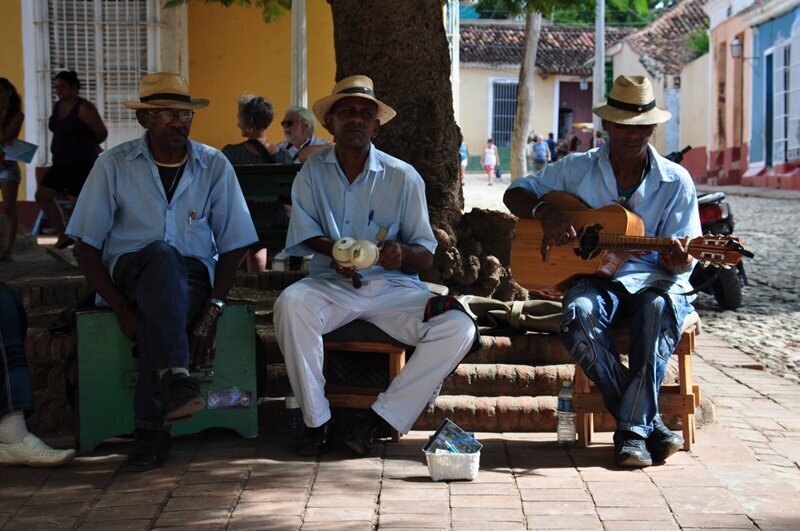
[256,325,574,366]
[410,395,613,433]
[266,362,575,398]
[12,278,91,310]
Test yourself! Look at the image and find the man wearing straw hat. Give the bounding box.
[67,73,257,472]
[504,75,701,467]
[273,75,476,457]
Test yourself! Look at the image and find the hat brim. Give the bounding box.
[122,98,209,111]
[312,93,396,127]
[593,102,671,125]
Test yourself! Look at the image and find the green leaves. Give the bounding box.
[164,0,292,23]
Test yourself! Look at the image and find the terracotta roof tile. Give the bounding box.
[460,22,634,75]
[460,0,709,77]
[623,0,709,76]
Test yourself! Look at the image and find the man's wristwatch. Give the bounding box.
[531,200,550,220]
[207,297,225,313]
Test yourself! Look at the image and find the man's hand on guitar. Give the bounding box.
[659,237,693,274]
[537,203,577,247]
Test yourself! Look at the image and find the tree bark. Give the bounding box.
[510,11,541,180]
[328,0,463,230]
[326,1,523,299]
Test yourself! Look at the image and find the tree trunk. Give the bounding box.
[510,11,541,180]
[326,1,524,299]
[328,0,463,231]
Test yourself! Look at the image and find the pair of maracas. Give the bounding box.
[332,237,380,288]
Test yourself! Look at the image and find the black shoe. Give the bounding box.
[647,416,684,463]
[613,430,652,468]
[159,371,206,421]
[296,420,334,457]
[342,410,385,456]
[122,429,172,472]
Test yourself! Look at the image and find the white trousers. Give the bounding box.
[274,277,476,433]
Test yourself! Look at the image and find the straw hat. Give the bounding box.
[123,72,209,110]
[312,75,396,125]
[592,75,671,125]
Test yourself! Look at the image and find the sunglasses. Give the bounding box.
[147,110,195,124]
[281,120,296,127]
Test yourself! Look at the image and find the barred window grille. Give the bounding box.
[491,80,518,148]
[773,41,789,165]
[34,0,159,164]
[787,27,800,162]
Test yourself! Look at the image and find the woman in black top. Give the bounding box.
[35,71,107,250]
[222,95,291,272]
[222,95,292,165]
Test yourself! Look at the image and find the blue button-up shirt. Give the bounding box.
[508,143,701,297]
[285,144,436,285]
[66,134,258,284]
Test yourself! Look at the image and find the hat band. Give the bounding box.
[337,86,376,98]
[140,92,192,103]
[607,97,655,113]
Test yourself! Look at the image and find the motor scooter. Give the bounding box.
[665,146,749,310]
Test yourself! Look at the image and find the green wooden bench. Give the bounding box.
[75,304,258,452]
[234,163,301,253]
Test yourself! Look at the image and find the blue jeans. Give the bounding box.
[0,282,34,417]
[112,241,210,431]
[559,278,689,438]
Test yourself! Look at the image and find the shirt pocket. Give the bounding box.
[369,221,400,244]
[184,214,213,257]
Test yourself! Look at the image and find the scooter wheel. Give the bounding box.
[712,267,743,311]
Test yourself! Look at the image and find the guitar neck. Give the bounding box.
[598,234,674,252]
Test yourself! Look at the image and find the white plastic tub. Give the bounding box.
[425,450,481,481]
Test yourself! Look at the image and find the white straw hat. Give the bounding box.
[123,72,209,111]
[592,75,671,125]
[312,75,396,125]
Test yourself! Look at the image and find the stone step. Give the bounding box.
[411,395,573,433]
[266,362,575,398]
[442,363,574,396]
[256,324,574,367]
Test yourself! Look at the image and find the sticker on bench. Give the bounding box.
[207,388,253,410]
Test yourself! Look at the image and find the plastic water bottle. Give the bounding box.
[557,381,576,445]
[285,391,305,439]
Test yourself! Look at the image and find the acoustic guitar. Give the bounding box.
[510,192,752,292]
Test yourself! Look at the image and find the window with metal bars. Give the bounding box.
[33,0,160,164]
[491,80,518,148]
[773,41,789,165]
[787,27,800,162]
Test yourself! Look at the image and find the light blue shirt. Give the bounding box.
[285,144,436,285]
[508,143,701,297]
[66,134,258,284]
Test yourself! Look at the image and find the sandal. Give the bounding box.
[54,236,75,250]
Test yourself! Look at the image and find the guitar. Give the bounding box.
[510,192,753,292]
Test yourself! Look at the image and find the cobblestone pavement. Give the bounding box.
[691,190,800,385]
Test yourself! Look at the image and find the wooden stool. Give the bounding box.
[572,312,701,450]
[323,340,406,442]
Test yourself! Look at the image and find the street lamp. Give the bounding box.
[579,77,589,91]
[730,36,743,59]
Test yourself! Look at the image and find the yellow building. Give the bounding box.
[0,0,336,202]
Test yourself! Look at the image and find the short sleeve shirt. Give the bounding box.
[284,144,436,286]
[507,143,702,297]
[66,134,258,284]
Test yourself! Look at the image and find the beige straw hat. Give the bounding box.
[123,72,209,111]
[312,75,396,125]
[592,75,671,125]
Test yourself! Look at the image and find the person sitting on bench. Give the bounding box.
[274,75,476,457]
[66,73,257,472]
[503,75,701,467]
[0,282,76,467]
